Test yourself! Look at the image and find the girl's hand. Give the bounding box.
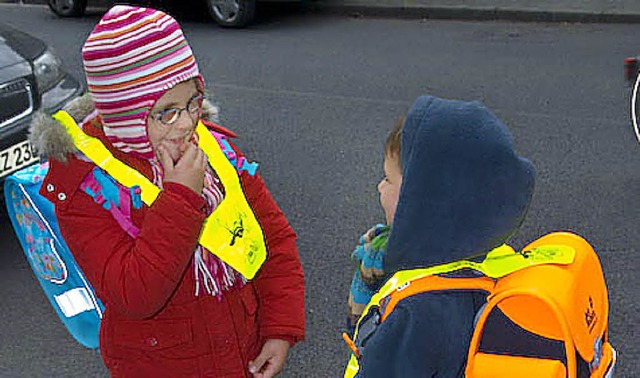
[248,339,290,378]
[157,141,206,194]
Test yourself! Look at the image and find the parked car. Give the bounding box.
[0,22,84,194]
[625,56,640,143]
[47,0,256,28]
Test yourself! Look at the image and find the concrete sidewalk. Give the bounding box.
[313,0,640,23]
[4,0,640,23]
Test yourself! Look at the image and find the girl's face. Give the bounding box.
[377,154,402,225]
[147,80,202,163]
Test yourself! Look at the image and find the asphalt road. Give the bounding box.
[0,3,639,377]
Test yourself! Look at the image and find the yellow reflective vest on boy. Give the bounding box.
[53,110,267,279]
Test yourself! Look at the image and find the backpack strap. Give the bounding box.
[342,273,495,373]
[380,275,495,322]
[79,167,142,238]
[213,132,259,176]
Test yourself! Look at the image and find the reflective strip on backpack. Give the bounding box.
[54,287,96,318]
[53,110,267,279]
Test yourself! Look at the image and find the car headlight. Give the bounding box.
[34,49,63,93]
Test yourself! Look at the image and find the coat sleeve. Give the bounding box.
[359,292,479,378]
[55,178,207,320]
[226,139,305,344]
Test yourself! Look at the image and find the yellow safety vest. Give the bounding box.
[53,110,267,280]
[344,244,576,377]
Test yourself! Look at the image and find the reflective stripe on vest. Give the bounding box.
[344,244,576,377]
[53,110,267,279]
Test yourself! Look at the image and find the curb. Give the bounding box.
[309,3,640,24]
[3,0,640,24]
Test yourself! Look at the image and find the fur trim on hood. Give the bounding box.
[29,93,220,163]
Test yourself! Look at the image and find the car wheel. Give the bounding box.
[47,0,87,17]
[206,0,256,28]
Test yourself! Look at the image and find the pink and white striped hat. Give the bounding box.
[82,5,203,160]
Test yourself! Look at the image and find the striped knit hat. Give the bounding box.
[82,5,202,160]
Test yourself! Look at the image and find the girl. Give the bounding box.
[32,6,304,377]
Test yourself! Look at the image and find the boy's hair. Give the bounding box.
[384,116,404,161]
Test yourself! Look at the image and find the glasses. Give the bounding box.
[150,93,204,126]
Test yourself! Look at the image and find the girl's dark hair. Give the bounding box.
[384,116,404,160]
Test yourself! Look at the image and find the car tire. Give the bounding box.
[47,0,87,17]
[205,0,256,28]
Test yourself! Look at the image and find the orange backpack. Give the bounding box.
[369,232,616,378]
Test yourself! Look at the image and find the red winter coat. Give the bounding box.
[39,117,305,377]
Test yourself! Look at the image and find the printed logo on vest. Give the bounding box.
[247,243,258,264]
[225,217,245,246]
[517,249,532,259]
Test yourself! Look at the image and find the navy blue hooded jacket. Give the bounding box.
[358,95,535,377]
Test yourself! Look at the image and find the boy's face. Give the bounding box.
[377,154,402,225]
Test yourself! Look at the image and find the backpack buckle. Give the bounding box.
[590,337,603,371]
[350,306,382,358]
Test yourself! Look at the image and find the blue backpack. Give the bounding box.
[4,162,103,349]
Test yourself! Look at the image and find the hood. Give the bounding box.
[385,95,535,274]
[29,93,220,163]
[82,5,202,160]
[0,36,27,69]
[0,23,46,67]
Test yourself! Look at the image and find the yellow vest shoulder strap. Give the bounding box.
[53,110,160,205]
[365,243,575,322]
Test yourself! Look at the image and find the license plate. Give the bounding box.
[0,140,39,178]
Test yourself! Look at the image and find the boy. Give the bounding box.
[347,117,402,331]
[345,95,535,377]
